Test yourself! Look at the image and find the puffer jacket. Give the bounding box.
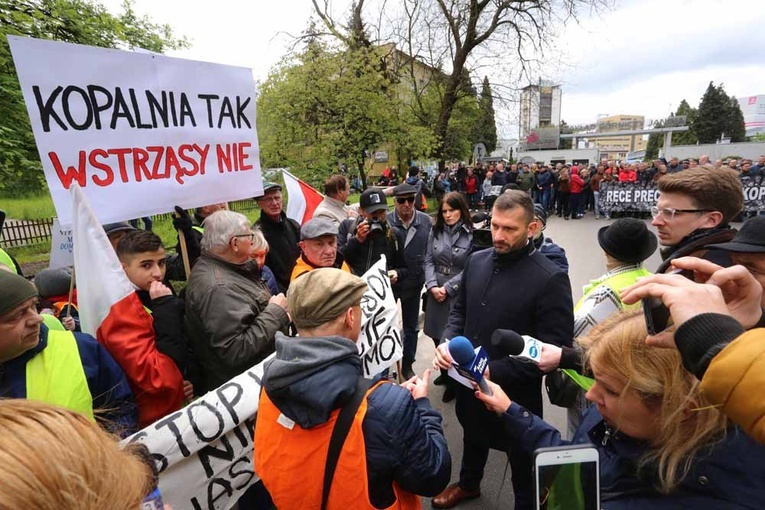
[500,403,765,509]
[260,333,451,508]
[570,168,585,194]
[184,252,290,392]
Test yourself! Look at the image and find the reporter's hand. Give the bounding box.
[402,369,430,399]
[355,220,370,243]
[474,379,511,414]
[149,280,173,300]
[269,293,288,310]
[388,270,399,285]
[620,265,761,347]
[433,343,453,370]
[430,286,447,302]
[61,315,76,331]
[535,342,563,372]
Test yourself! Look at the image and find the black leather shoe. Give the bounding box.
[433,374,446,386]
[402,364,415,380]
[442,385,456,403]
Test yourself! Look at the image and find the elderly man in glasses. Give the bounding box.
[185,210,289,393]
[387,183,433,379]
[651,167,743,273]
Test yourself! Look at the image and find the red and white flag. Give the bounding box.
[282,169,324,224]
[72,185,183,428]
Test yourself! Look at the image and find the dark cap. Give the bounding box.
[0,270,38,317]
[708,216,765,253]
[359,189,388,213]
[597,219,658,264]
[533,203,547,227]
[287,268,367,328]
[255,182,282,199]
[392,183,417,197]
[103,222,136,236]
[301,217,338,240]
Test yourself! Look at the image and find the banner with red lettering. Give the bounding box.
[8,36,263,226]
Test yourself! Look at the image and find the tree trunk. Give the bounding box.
[357,154,367,190]
[434,50,467,170]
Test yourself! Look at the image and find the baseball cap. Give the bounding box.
[359,189,388,213]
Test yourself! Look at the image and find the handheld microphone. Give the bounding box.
[448,336,493,396]
[490,329,542,363]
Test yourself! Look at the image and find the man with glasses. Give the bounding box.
[255,182,301,293]
[388,184,433,379]
[652,167,743,273]
[185,211,289,393]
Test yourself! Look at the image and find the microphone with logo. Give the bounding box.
[489,329,543,363]
[448,336,493,396]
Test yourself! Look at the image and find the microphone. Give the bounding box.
[490,329,542,363]
[448,336,493,396]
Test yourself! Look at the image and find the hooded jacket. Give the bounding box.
[259,333,451,508]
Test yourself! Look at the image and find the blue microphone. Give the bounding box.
[448,336,493,396]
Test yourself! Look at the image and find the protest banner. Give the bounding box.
[123,356,271,510]
[599,176,765,215]
[357,255,404,377]
[8,36,263,226]
[48,218,73,269]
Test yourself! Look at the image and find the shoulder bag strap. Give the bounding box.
[321,377,374,510]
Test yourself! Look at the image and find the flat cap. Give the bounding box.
[255,182,282,198]
[288,268,367,329]
[0,270,38,317]
[392,183,417,196]
[103,222,136,236]
[301,217,338,240]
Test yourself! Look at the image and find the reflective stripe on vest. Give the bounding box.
[41,313,66,331]
[0,249,17,274]
[191,226,204,234]
[26,330,94,421]
[255,381,421,510]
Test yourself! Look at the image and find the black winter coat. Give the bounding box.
[255,211,301,293]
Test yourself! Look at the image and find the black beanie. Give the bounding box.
[0,270,38,316]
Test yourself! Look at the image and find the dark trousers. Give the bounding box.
[570,193,583,217]
[399,291,421,365]
[556,192,570,217]
[456,382,543,510]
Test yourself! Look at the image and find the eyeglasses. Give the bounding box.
[650,206,714,221]
[396,196,415,204]
[232,233,255,242]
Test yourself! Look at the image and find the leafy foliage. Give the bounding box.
[0,0,187,197]
[257,37,436,188]
[695,82,746,144]
[472,76,497,154]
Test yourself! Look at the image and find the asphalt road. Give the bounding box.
[412,212,663,509]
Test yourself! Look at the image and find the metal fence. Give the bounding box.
[0,200,261,248]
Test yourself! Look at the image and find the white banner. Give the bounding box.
[357,256,404,377]
[123,357,270,510]
[8,36,263,227]
[48,218,73,269]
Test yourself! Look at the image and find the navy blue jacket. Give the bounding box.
[0,325,138,435]
[535,234,569,273]
[536,170,553,189]
[501,403,765,509]
[388,209,432,296]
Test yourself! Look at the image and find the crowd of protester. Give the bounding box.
[1,155,765,509]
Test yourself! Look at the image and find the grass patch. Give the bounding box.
[1,194,56,219]
[5,241,51,265]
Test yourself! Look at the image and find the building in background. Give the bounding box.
[520,82,562,149]
[591,114,646,160]
[738,95,765,137]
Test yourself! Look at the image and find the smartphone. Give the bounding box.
[535,445,600,510]
[643,295,671,335]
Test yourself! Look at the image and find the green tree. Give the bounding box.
[693,82,745,144]
[671,99,698,146]
[645,120,664,161]
[0,0,187,196]
[257,37,435,189]
[559,120,573,150]
[727,96,746,143]
[472,76,497,153]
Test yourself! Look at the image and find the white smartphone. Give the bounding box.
[534,445,600,510]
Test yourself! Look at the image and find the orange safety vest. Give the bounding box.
[290,254,352,282]
[255,382,421,510]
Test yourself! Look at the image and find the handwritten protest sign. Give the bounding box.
[8,36,263,226]
[123,356,271,510]
[357,256,404,377]
[48,218,73,269]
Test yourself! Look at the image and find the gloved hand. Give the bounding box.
[172,206,193,232]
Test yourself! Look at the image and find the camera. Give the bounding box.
[471,211,492,250]
[367,218,388,238]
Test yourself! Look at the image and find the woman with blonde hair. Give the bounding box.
[0,400,154,510]
[477,310,765,509]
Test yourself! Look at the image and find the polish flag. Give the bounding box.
[71,185,184,428]
[282,169,324,224]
